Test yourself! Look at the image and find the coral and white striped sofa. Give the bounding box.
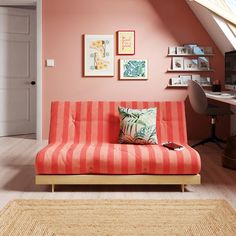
[35,101,201,192]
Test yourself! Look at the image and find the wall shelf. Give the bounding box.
[167,85,211,88]
[166,85,187,88]
[167,54,214,57]
[167,69,214,72]
[167,45,214,88]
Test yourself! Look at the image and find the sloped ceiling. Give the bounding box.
[186,0,235,54]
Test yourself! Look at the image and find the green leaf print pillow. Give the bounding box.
[118,107,158,145]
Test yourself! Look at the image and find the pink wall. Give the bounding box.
[42,0,229,140]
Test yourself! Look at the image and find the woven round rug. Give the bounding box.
[0,199,236,235]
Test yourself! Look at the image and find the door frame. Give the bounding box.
[0,0,43,140]
[36,0,42,141]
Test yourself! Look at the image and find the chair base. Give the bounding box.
[192,115,227,149]
[192,136,226,149]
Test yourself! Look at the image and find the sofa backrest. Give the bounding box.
[48,101,187,144]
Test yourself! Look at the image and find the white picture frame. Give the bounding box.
[177,46,192,55]
[172,57,184,70]
[198,57,210,70]
[84,34,114,76]
[120,59,148,80]
[183,44,198,50]
[179,75,191,85]
[170,77,182,85]
[183,58,198,70]
[193,46,205,55]
[168,46,176,55]
[204,47,213,54]
[200,77,211,85]
[191,74,201,83]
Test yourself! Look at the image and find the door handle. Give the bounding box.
[31,81,36,85]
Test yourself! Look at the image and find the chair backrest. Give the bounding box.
[187,80,208,114]
[48,101,188,144]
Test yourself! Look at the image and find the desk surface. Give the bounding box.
[205,91,236,106]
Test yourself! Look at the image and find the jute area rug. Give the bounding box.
[0,200,236,235]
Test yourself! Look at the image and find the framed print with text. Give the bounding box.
[117,30,135,55]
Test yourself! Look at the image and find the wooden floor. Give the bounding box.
[0,136,236,210]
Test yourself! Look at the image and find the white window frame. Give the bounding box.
[213,15,236,49]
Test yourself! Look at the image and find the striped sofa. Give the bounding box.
[35,101,201,192]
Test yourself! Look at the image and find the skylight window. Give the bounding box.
[191,0,236,25]
[190,0,236,47]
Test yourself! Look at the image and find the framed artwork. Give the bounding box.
[120,59,148,80]
[200,77,211,85]
[117,30,135,55]
[170,77,182,85]
[168,46,176,55]
[192,74,201,83]
[183,58,198,70]
[172,57,184,70]
[204,47,213,54]
[198,57,210,70]
[193,46,205,55]
[183,44,197,54]
[179,75,191,84]
[177,46,192,55]
[84,34,114,76]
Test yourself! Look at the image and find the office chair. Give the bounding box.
[187,80,233,148]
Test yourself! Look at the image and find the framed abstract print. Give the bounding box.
[120,59,148,80]
[84,34,114,76]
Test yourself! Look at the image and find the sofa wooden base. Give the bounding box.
[35,174,201,192]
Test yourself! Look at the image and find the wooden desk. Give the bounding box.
[205,91,236,106]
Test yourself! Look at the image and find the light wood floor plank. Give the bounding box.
[0,137,236,210]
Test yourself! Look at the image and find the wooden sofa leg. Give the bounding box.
[52,184,55,193]
[181,184,185,192]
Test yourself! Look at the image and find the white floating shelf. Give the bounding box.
[167,84,211,88]
[167,69,214,72]
[167,54,214,57]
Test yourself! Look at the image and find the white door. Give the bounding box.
[0,7,36,136]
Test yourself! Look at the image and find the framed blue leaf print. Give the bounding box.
[120,59,148,80]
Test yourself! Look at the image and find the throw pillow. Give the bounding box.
[118,106,158,144]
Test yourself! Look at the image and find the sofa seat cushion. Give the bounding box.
[36,143,201,175]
